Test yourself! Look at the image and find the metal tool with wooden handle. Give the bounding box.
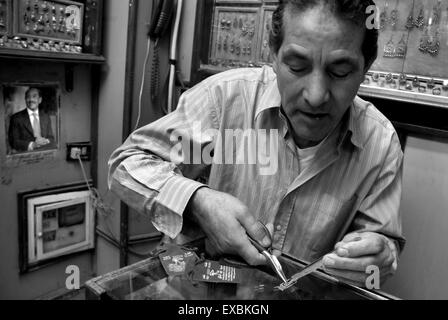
[247,235,288,284]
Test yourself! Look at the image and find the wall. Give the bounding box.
[0,62,95,299]
[95,0,129,276]
[178,0,198,84]
[124,0,173,265]
[382,135,448,300]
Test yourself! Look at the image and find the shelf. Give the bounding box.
[358,85,448,110]
[0,48,106,64]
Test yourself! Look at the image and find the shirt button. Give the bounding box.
[276,225,282,231]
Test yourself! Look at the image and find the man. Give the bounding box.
[8,87,55,153]
[109,0,404,287]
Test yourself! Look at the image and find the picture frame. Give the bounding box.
[2,83,60,158]
[18,181,95,274]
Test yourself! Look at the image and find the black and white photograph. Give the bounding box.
[3,84,59,155]
[1,0,448,308]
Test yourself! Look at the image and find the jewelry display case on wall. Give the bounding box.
[359,0,448,109]
[192,0,448,109]
[0,0,104,63]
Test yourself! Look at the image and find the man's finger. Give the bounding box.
[334,236,386,258]
[237,240,267,266]
[238,215,271,248]
[323,253,378,272]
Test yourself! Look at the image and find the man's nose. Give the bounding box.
[303,72,330,108]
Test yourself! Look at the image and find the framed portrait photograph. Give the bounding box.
[2,83,60,156]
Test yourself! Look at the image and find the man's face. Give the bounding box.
[25,89,42,111]
[272,5,366,148]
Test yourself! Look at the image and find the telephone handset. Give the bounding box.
[148,0,175,40]
[148,0,175,104]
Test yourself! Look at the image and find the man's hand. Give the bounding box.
[322,232,398,287]
[35,137,50,147]
[189,188,271,266]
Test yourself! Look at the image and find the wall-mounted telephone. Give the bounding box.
[136,0,179,130]
[148,0,175,41]
[148,0,175,105]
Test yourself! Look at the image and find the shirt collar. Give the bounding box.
[255,79,364,150]
[27,108,39,117]
[255,79,282,118]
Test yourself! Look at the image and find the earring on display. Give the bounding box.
[405,7,414,30]
[418,26,430,53]
[383,35,395,57]
[385,73,393,83]
[427,78,436,89]
[380,1,389,30]
[217,35,222,51]
[399,73,407,85]
[389,0,399,29]
[432,0,442,26]
[414,6,425,29]
[395,34,407,59]
[427,29,440,56]
[412,76,420,87]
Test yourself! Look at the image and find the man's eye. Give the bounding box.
[289,66,307,73]
[329,70,351,78]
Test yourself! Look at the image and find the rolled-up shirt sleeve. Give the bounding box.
[352,132,406,253]
[108,83,220,238]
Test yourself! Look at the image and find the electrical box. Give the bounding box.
[18,183,95,273]
[66,142,91,161]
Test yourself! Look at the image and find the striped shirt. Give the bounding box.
[108,66,405,262]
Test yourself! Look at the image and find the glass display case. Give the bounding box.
[85,240,399,300]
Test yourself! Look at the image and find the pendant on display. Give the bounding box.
[427,31,440,56]
[223,35,228,51]
[389,0,399,29]
[433,88,441,95]
[395,34,407,59]
[380,1,388,30]
[386,73,393,83]
[432,0,442,26]
[414,7,425,29]
[383,35,395,57]
[418,27,430,53]
[412,77,420,87]
[399,73,407,85]
[418,86,427,93]
[229,38,234,53]
[405,8,414,30]
[427,78,436,89]
[443,81,448,91]
[389,79,398,89]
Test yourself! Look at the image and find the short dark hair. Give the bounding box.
[25,87,42,98]
[269,0,378,70]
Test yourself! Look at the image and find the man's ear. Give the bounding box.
[38,97,42,105]
[271,48,279,74]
